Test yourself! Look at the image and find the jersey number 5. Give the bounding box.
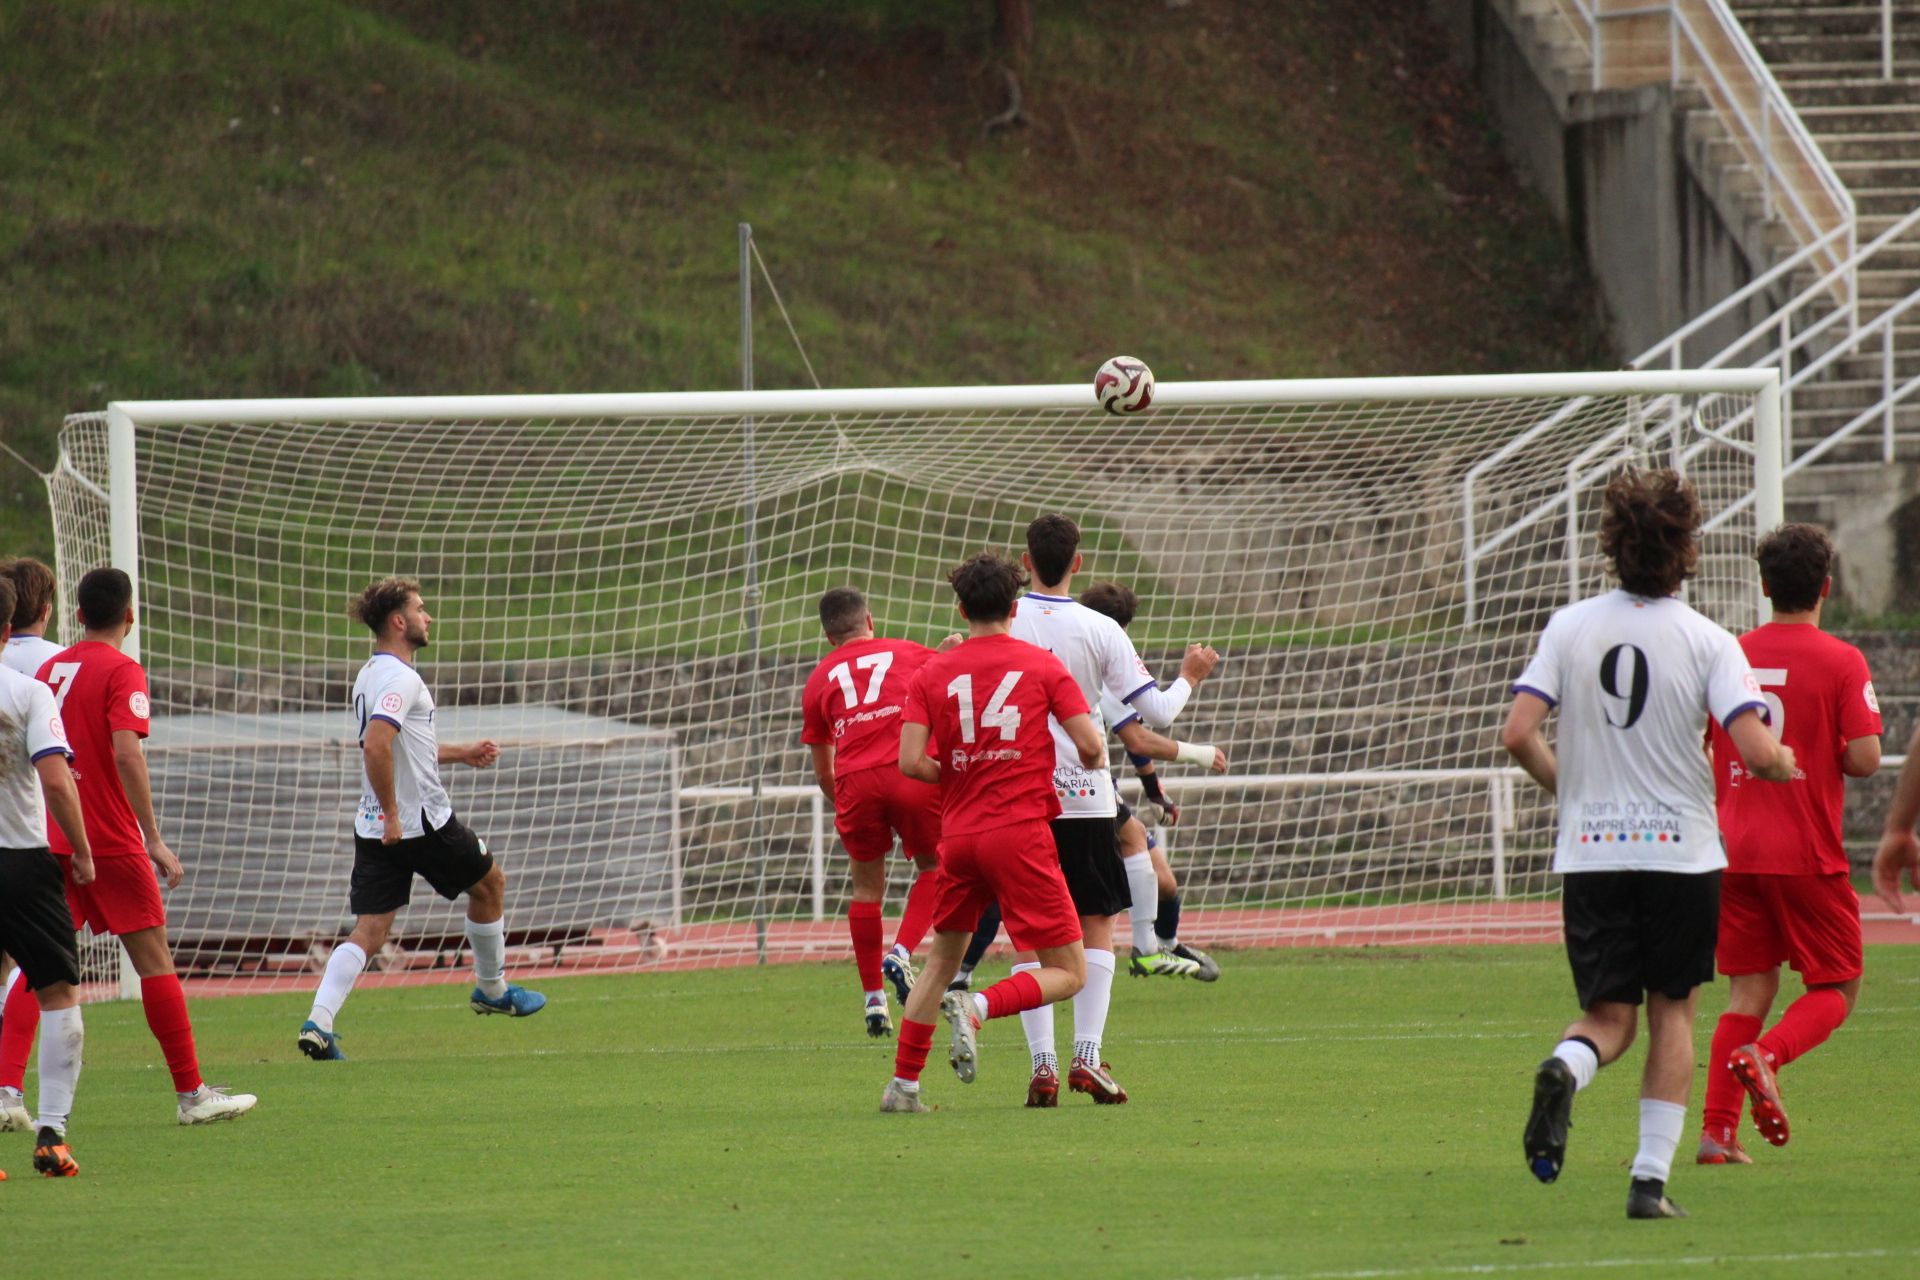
[828,652,895,709]
[1751,667,1787,736]
[947,671,1023,743]
[1599,644,1649,729]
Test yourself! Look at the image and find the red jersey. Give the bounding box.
[800,637,937,784]
[37,640,152,857]
[1711,622,1881,875]
[902,632,1089,837]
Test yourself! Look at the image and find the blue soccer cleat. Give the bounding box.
[470,985,547,1017]
[297,1020,346,1061]
[881,948,916,1006]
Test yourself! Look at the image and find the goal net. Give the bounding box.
[44,373,1780,991]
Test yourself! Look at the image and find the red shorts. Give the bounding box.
[929,820,1082,952]
[1716,870,1862,986]
[833,767,941,862]
[63,853,167,937]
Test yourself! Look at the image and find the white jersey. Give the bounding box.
[351,653,451,839]
[0,664,70,848]
[1011,592,1166,818]
[3,633,62,679]
[1514,589,1766,874]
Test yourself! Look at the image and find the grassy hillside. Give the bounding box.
[0,0,1610,563]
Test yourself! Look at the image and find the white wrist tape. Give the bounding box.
[1173,741,1215,768]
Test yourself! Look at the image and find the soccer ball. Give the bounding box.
[1094,356,1154,414]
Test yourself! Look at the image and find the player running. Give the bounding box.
[0,558,64,1027]
[0,574,93,1176]
[1502,470,1793,1220]
[1698,525,1881,1163]
[1079,581,1224,980]
[0,568,257,1125]
[1008,514,1219,1105]
[800,587,944,1037]
[880,552,1099,1113]
[297,579,546,1061]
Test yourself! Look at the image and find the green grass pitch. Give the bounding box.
[5,946,1920,1278]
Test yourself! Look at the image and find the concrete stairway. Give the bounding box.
[1726,3,1920,466]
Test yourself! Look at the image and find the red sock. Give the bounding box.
[1759,987,1850,1069]
[981,969,1045,1020]
[0,978,41,1091]
[140,973,203,1093]
[893,1018,935,1082]
[1702,1011,1762,1138]
[849,900,884,993]
[892,868,940,956]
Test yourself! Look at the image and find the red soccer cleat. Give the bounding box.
[1025,1064,1059,1108]
[1696,1126,1754,1165]
[1067,1057,1128,1104]
[1728,1045,1790,1147]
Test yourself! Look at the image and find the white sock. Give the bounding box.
[309,942,368,1033]
[1122,853,1160,955]
[1,965,22,1001]
[890,1076,920,1091]
[34,1006,84,1133]
[889,942,911,962]
[1072,948,1116,1064]
[1013,961,1053,1067]
[1631,1099,1688,1182]
[465,917,508,999]
[864,989,886,1004]
[1552,1038,1600,1091]
[969,992,988,1023]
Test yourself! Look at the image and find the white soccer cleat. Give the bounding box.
[940,990,979,1084]
[178,1084,258,1125]
[879,1079,929,1114]
[0,1085,29,1132]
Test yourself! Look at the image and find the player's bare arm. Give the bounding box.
[1873,721,1920,911]
[438,740,500,769]
[1842,733,1881,779]
[1499,691,1558,795]
[808,741,837,801]
[1725,707,1796,781]
[897,721,939,784]
[1114,718,1227,773]
[37,753,95,887]
[1061,711,1106,770]
[362,717,406,844]
[113,726,181,888]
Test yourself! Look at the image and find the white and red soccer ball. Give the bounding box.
[1094,355,1154,414]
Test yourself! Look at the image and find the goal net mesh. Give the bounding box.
[44,385,1767,988]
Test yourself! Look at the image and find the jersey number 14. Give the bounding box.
[947,672,1023,743]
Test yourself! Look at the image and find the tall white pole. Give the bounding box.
[106,404,144,999]
[1753,374,1785,623]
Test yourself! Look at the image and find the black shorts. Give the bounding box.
[0,847,82,990]
[1050,817,1129,919]
[1562,869,1720,1007]
[350,812,495,916]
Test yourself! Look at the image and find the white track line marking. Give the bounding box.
[1209,1246,1920,1280]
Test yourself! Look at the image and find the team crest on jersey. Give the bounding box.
[128,691,150,719]
[1742,672,1761,695]
[951,748,969,772]
[381,691,404,713]
[1865,681,1881,713]
[49,716,67,744]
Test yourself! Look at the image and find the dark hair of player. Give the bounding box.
[948,552,1029,622]
[1754,523,1833,614]
[1025,513,1081,586]
[2,557,54,630]
[0,577,14,639]
[818,586,868,643]
[1078,581,1137,628]
[1598,469,1699,599]
[349,577,422,636]
[75,567,133,630]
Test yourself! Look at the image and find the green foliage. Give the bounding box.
[1,0,1609,568]
[8,946,1918,1275]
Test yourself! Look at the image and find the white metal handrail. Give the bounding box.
[1546,1,1858,305]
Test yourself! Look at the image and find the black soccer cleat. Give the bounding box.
[33,1126,78,1178]
[1523,1057,1575,1184]
[1626,1177,1687,1219]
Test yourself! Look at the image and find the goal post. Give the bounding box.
[46,369,1781,990]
